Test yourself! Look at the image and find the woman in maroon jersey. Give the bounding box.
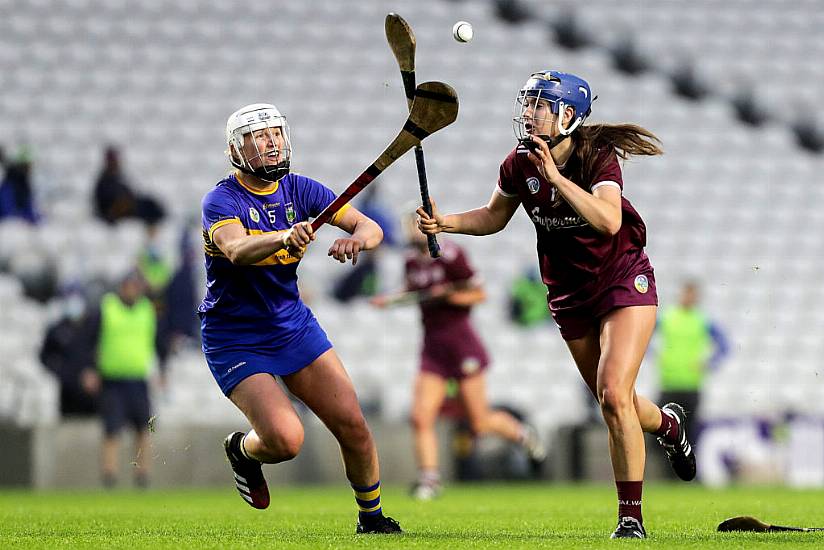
[417,70,695,539]
[372,215,546,500]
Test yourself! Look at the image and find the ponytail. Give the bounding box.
[572,123,663,184]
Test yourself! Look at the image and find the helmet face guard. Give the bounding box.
[226,103,291,182]
[513,71,593,148]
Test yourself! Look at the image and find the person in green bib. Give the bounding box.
[87,270,159,488]
[656,281,729,449]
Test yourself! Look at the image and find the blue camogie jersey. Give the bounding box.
[198,172,348,349]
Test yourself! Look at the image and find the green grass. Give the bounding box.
[1,483,823,549]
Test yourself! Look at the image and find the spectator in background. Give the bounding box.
[93,145,165,225]
[655,280,729,441]
[508,266,551,327]
[137,224,173,365]
[85,270,159,488]
[157,225,199,354]
[0,147,40,224]
[331,186,397,302]
[138,224,173,297]
[40,287,98,416]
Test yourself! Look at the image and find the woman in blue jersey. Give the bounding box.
[199,103,400,534]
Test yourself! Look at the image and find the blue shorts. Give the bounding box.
[202,316,333,396]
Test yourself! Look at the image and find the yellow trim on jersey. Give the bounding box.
[235,171,281,195]
[208,217,242,242]
[247,228,302,265]
[354,487,381,502]
[330,203,352,226]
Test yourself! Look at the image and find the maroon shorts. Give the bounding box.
[420,325,489,380]
[551,262,658,341]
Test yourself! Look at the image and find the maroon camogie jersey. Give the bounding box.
[497,142,650,312]
[405,240,489,376]
[404,240,476,332]
[406,241,489,380]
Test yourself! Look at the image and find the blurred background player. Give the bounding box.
[371,213,546,500]
[655,279,729,446]
[199,103,400,534]
[417,70,696,539]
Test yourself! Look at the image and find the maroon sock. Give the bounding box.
[616,480,643,523]
[653,407,679,443]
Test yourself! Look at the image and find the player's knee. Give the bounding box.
[279,431,304,460]
[258,423,304,461]
[272,432,303,461]
[598,385,633,419]
[467,414,489,435]
[410,409,436,432]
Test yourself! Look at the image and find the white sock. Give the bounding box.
[419,469,440,485]
[517,425,529,445]
[239,432,255,461]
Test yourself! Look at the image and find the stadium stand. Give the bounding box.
[1,0,823,484]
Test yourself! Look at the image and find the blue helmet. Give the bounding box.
[513,70,594,145]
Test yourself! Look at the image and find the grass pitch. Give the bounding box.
[2,483,822,549]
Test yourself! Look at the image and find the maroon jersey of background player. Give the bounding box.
[405,240,489,379]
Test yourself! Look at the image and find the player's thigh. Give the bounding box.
[229,373,302,439]
[411,371,449,427]
[282,349,365,431]
[597,305,657,393]
[456,372,492,426]
[564,327,601,397]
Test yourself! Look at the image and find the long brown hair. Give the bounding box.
[571,123,663,186]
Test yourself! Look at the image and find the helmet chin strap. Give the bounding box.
[545,133,571,149]
[231,158,290,183]
[542,101,584,148]
[251,163,289,183]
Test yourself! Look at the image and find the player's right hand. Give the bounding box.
[416,198,444,235]
[282,222,315,255]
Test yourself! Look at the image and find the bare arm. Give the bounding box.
[442,280,486,307]
[527,135,623,235]
[550,177,622,235]
[416,192,521,237]
[370,278,486,308]
[212,221,314,265]
[327,206,383,265]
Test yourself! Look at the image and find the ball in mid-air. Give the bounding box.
[452,21,473,43]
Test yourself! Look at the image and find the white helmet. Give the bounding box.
[226,103,291,182]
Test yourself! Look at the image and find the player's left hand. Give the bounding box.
[525,134,562,184]
[427,283,449,300]
[369,295,389,308]
[328,237,364,265]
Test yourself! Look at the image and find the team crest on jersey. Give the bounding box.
[249,208,260,223]
[461,357,481,375]
[526,177,541,194]
[634,274,649,294]
[285,202,296,224]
